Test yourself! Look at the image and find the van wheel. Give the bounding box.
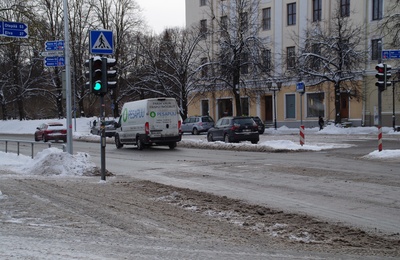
[224,134,230,143]
[192,128,199,135]
[169,142,177,149]
[207,133,214,142]
[115,134,123,149]
[136,138,144,150]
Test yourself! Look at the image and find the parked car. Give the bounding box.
[34,122,67,142]
[90,119,117,137]
[251,116,265,134]
[181,115,214,135]
[207,116,259,144]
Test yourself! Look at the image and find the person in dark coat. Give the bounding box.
[318,116,324,130]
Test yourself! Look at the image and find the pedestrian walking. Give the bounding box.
[318,116,324,130]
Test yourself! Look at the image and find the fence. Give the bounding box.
[0,139,66,159]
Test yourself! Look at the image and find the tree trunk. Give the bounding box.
[17,98,25,120]
[335,82,341,124]
[233,67,242,116]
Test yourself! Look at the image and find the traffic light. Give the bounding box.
[92,56,106,95]
[375,63,392,91]
[105,58,117,90]
[386,64,392,87]
[84,58,92,89]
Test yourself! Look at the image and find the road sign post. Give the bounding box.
[43,40,65,67]
[0,21,29,38]
[382,49,400,60]
[90,30,114,55]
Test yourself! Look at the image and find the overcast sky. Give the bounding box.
[135,0,186,34]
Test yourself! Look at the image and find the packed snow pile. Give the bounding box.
[362,150,400,160]
[179,139,354,152]
[7,148,100,176]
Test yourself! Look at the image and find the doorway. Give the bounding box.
[264,96,273,123]
[340,93,349,119]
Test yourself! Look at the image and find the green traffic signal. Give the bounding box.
[94,81,102,91]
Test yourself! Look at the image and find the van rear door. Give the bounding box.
[147,98,180,137]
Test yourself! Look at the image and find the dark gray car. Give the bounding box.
[181,116,214,135]
[207,116,259,144]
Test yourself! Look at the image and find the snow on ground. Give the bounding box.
[0,117,399,177]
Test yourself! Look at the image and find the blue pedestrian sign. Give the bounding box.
[0,21,28,38]
[90,30,113,55]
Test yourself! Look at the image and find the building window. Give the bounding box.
[262,49,272,72]
[287,3,296,26]
[311,43,321,69]
[221,15,228,30]
[240,52,249,74]
[312,0,322,22]
[340,0,350,17]
[285,94,296,119]
[240,12,248,32]
[371,39,381,60]
[241,97,249,116]
[307,93,325,117]
[262,8,271,30]
[372,0,383,20]
[201,100,209,116]
[201,57,208,78]
[286,46,296,69]
[200,0,206,6]
[220,15,228,37]
[200,19,207,39]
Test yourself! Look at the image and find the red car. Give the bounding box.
[34,122,67,142]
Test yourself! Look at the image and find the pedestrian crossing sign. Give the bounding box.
[90,30,113,55]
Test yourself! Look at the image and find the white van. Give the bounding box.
[114,98,182,150]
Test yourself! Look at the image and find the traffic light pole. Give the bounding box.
[63,0,73,154]
[100,93,106,181]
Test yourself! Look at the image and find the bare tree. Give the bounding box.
[380,0,400,49]
[0,0,45,120]
[137,27,205,119]
[205,0,272,116]
[294,3,367,124]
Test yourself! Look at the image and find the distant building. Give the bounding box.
[185,0,400,128]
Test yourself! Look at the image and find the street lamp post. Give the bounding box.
[268,82,282,130]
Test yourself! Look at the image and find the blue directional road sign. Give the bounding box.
[90,30,113,55]
[45,40,64,51]
[45,57,65,67]
[382,50,400,60]
[0,21,28,38]
[43,40,65,67]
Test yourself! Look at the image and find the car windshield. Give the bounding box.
[233,118,254,126]
[104,121,115,126]
[47,124,64,130]
[201,116,214,122]
[252,117,261,123]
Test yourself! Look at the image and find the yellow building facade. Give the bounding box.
[185,0,400,128]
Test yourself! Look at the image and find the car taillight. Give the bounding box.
[178,120,182,132]
[230,125,239,131]
[145,122,149,135]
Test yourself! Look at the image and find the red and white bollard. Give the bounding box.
[300,125,305,146]
[378,126,382,152]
